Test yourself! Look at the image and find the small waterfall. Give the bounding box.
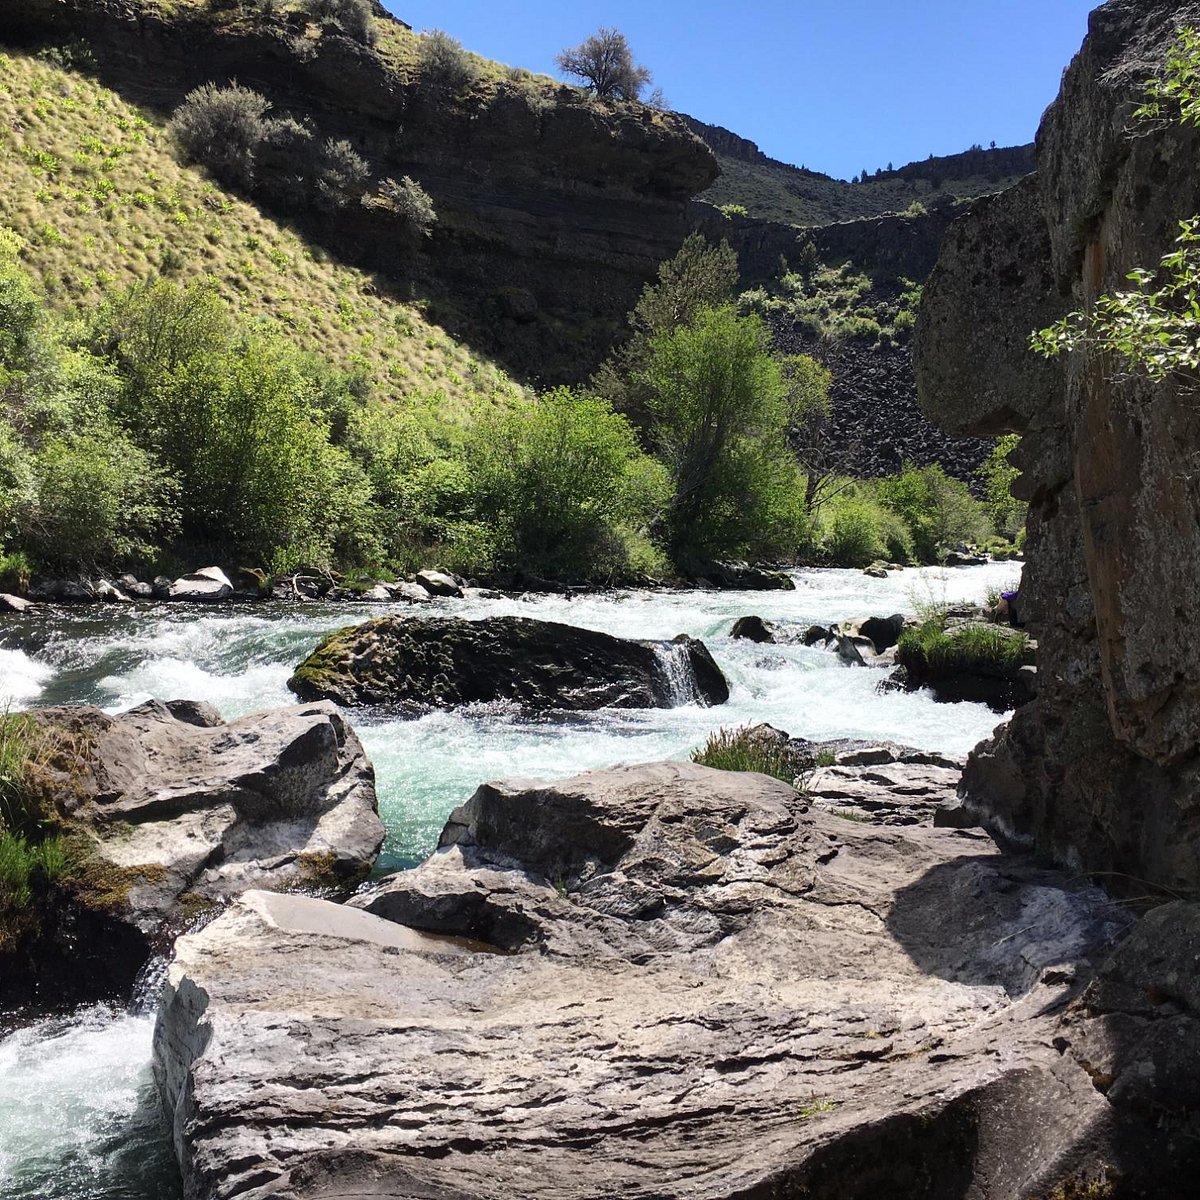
[129,955,169,1016]
[653,641,701,707]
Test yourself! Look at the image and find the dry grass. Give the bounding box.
[0,50,522,416]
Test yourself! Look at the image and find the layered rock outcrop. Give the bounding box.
[916,0,1200,890]
[1,0,716,385]
[287,616,729,710]
[154,759,1200,1199]
[1,700,383,1004]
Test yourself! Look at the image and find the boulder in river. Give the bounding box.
[414,568,464,598]
[167,567,233,602]
[0,593,32,612]
[287,616,729,711]
[153,758,1200,1199]
[729,614,775,643]
[0,699,383,1007]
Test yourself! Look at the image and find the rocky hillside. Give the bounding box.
[684,114,1035,226]
[2,0,717,387]
[917,0,1200,891]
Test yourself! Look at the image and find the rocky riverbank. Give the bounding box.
[153,753,1200,1199]
[0,700,383,1007]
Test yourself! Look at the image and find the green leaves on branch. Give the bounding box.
[1031,217,1200,380]
[1134,26,1200,128]
[1032,28,1200,383]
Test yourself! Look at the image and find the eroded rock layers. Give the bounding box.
[916,0,1200,891]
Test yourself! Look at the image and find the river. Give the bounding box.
[0,562,1019,1199]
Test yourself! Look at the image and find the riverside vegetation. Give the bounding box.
[0,230,1021,586]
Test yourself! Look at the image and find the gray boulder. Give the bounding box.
[0,593,32,612]
[2,700,383,1007]
[168,567,233,602]
[415,568,464,598]
[155,758,1194,1200]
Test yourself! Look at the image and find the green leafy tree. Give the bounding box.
[875,463,986,562]
[467,389,669,578]
[639,306,806,564]
[593,233,738,429]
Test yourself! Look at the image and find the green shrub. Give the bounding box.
[467,388,669,579]
[977,434,1026,542]
[169,83,273,188]
[692,726,799,784]
[302,0,376,44]
[377,176,437,237]
[897,619,1033,677]
[875,464,987,562]
[640,305,806,564]
[418,29,480,92]
[22,428,180,570]
[819,493,884,566]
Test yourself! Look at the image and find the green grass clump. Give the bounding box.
[897,620,1033,678]
[692,727,799,784]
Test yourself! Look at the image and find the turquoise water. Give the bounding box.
[0,562,1019,1199]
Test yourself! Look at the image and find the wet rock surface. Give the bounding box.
[155,758,1200,1199]
[1,700,383,1005]
[287,616,730,711]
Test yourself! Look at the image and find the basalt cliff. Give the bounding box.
[917,0,1200,890]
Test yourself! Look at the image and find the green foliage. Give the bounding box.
[818,493,886,567]
[692,726,798,784]
[594,233,739,429]
[1135,26,1200,127]
[719,203,749,219]
[169,82,273,189]
[1032,217,1200,379]
[897,618,1033,676]
[417,29,480,92]
[377,176,438,237]
[466,389,668,579]
[640,306,807,563]
[977,434,1026,541]
[1033,30,1200,382]
[301,0,376,45]
[21,429,180,571]
[875,463,986,562]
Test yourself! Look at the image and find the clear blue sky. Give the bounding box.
[383,1,1098,180]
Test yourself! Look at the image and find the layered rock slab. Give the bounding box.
[156,761,1150,1200]
[287,616,729,711]
[4,700,384,1004]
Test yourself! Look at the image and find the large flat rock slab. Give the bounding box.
[155,761,1150,1200]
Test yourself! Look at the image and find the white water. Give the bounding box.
[0,562,1020,1198]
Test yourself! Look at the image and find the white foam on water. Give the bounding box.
[0,648,52,709]
[0,1006,176,1198]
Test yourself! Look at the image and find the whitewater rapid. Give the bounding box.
[0,562,1020,1199]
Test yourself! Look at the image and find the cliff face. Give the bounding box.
[917,0,1200,891]
[1,0,717,384]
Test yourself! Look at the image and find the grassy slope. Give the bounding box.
[0,48,521,415]
[700,154,1029,227]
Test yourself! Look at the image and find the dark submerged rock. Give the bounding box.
[287,616,729,711]
[729,614,775,643]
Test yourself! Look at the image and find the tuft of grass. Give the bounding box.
[692,726,799,785]
[798,1097,840,1118]
[897,619,1033,677]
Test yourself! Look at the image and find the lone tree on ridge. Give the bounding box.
[556,27,653,101]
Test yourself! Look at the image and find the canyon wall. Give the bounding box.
[917,0,1200,891]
